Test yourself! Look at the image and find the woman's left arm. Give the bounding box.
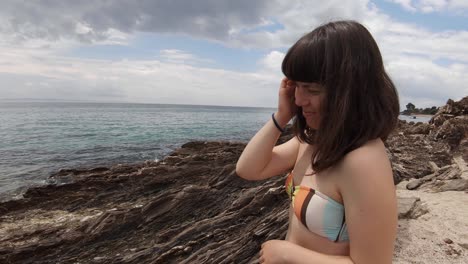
[261,142,398,264]
[260,240,354,263]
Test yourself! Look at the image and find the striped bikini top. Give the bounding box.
[285,171,349,242]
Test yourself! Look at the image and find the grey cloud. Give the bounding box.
[0,0,276,43]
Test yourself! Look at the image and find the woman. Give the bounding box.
[236,20,400,264]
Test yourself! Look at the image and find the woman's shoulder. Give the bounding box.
[342,138,388,167]
[336,138,393,184]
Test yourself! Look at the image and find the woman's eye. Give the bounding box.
[306,89,321,94]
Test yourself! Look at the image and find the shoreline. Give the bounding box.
[400,113,434,117]
[409,114,433,117]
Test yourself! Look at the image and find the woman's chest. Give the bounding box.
[292,145,343,204]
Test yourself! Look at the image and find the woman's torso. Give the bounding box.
[285,142,350,256]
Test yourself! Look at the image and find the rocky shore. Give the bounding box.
[0,97,467,264]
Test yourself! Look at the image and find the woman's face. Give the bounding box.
[294,81,325,129]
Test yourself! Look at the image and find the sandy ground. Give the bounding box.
[393,185,468,263]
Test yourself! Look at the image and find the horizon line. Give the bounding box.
[0,98,277,109]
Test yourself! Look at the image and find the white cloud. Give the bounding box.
[0,49,279,107]
[386,0,468,14]
[258,51,285,74]
[386,55,468,107]
[158,49,214,66]
[451,0,468,9]
[388,0,418,12]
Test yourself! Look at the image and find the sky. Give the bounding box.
[0,0,467,109]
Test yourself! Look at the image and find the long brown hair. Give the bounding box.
[282,20,400,174]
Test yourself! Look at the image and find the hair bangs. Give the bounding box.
[281,34,326,84]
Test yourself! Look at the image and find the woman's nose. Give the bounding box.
[294,88,308,106]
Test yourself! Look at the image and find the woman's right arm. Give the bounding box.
[236,78,299,181]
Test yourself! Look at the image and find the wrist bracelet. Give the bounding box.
[272,113,285,133]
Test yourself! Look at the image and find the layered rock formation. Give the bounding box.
[0,97,466,263]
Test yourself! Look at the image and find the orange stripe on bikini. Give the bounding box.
[284,171,349,242]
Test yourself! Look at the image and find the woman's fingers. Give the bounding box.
[280,77,289,89]
[277,77,297,124]
[259,248,265,263]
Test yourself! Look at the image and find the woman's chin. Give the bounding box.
[306,120,319,130]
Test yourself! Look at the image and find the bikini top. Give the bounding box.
[285,171,349,242]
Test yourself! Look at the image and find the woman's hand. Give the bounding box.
[276,77,297,127]
[259,240,291,264]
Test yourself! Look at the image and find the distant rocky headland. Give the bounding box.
[0,97,467,263]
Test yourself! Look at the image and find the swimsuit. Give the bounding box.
[285,171,349,242]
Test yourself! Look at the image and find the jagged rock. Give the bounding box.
[388,97,467,185]
[407,123,432,135]
[430,97,468,118]
[429,97,468,150]
[433,179,468,192]
[432,117,468,149]
[397,197,428,219]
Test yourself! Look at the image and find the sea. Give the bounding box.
[0,102,432,201]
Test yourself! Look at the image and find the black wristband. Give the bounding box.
[272,113,285,133]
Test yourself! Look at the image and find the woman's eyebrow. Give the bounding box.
[301,84,321,90]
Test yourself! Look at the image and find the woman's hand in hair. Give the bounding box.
[276,77,297,127]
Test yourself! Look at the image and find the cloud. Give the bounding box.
[159,49,214,66]
[0,50,279,107]
[359,7,468,107]
[226,0,371,49]
[386,0,468,14]
[258,51,285,74]
[0,0,279,44]
[387,0,418,12]
[0,0,373,49]
[364,12,468,63]
[386,55,468,107]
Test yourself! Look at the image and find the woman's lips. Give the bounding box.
[302,111,316,117]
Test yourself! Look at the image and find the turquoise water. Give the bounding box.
[0,102,275,199]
